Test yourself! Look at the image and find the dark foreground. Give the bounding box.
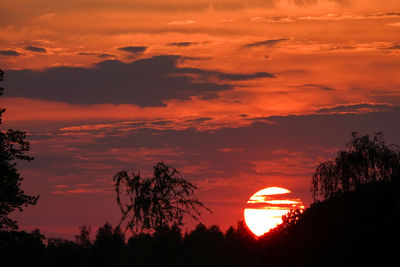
[1,179,399,267]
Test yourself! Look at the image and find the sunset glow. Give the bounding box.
[244,187,304,236]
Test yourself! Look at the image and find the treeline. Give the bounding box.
[2,177,400,267]
[1,220,257,267]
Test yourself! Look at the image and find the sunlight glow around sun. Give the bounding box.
[244,187,304,237]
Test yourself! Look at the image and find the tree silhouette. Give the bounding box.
[74,225,92,248]
[113,162,210,233]
[312,132,400,201]
[0,69,39,230]
[93,223,125,267]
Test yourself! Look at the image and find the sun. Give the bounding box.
[244,187,304,236]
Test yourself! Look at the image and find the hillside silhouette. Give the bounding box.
[258,179,400,266]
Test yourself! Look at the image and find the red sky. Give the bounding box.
[1,0,400,238]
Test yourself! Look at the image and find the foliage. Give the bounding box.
[74,225,92,248]
[113,162,210,233]
[94,223,124,247]
[266,208,303,236]
[0,69,39,230]
[0,229,45,267]
[312,132,400,201]
[92,223,125,267]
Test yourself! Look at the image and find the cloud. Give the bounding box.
[167,42,198,47]
[321,45,357,51]
[165,20,196,25]
[292,0,318,7]
[4,55,275,106]
[52,181,112,195]
[78,52,116,58]
[383,44,400,50]
[316,103,394,114]
[24,106,400,188]
[25,46,47,53]
[184,117,213,124]
[209,72,275,80]
[299,11,400,21]
[38,12,58,20]
[387,22,400,27]
[77,52,98,56]
[366,11,400,18]
[177,66,275,81]
[117,46,147,55]
[98,53,115,58]
[243,38,289,48]
[295,84,336,91]
[0,50,20,57]
[251,16,294,23]
[219,147,244,153]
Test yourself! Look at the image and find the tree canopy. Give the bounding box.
[312,132,400,201]
[113,162,210,233]
[0,69,39,230]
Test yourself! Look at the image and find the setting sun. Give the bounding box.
[244,187,304,236]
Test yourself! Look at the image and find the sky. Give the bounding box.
[1,0,400,238]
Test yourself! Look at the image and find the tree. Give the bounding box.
[0,69,39,230]
[74,225,92,248]
[312,132,400,201]
[113,162,210,233]
[93,223,125,267]
[94,223,124,247]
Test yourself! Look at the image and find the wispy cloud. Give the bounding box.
[316,103,395,114]
[167,42,198,47]
[294,84,336,91]
[251,16,294,23]
[52,187,112,195]
[299,11,400,21]
[78,52,116,58]
[165,20,196,25]
[117,46,147,55]
[25,46,47,53]
[0,50,20,56]
[219,147,244,153]
[382,44,400,50]
[243,38,289,48]
[37,12,57,20]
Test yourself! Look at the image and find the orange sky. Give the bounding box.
[1,0,400,238]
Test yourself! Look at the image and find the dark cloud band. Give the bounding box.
[25,46,47,53]
[0,50,20,57]
[4,55,274,106]
[243,38,289,48]
[118,46,147,55]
